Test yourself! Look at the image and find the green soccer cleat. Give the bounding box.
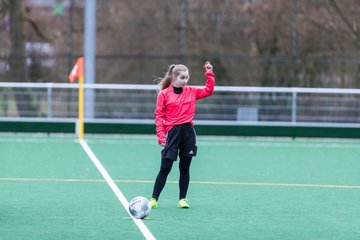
[149,198,158,209]
[178,198,190,208]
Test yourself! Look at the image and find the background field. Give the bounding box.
[1,134,360,240]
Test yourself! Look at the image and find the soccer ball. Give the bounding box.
[128,196,151,219]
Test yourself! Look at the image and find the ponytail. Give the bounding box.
[155,64,189,93]
[155,64,176,93]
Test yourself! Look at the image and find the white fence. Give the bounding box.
[1,82,360,127]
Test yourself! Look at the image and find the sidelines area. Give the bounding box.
[79,139,156,240]
[1,134,360,240]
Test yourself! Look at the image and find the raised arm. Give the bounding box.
[196,61,215,100]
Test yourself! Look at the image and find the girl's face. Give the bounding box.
[172,70,189,88]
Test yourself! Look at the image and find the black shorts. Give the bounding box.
[161,123,197,161]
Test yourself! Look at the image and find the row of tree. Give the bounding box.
[0,0,359,88]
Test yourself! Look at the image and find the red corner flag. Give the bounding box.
[68,57,84,83]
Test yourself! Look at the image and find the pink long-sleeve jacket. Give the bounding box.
[154,71,215,144]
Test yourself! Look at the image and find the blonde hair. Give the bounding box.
[155,64,189,92]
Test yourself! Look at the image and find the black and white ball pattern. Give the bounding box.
[128,196,151,219]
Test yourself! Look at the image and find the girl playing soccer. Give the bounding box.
[150,61,215,208]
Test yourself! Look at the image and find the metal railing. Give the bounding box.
[1,82,360,127]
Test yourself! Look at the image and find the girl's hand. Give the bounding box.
[203,61,213,72]
[159,142,166,147]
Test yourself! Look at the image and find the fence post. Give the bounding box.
[47,83,52,119]
[291,91,297,123]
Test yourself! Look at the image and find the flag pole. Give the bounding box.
[79,57,84,140]
[78,64,84,140]
[69,57,85,140]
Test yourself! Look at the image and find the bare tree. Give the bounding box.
[4,0,52,116]
[1,0,360,88]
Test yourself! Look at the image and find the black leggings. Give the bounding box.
[152,156,192,200]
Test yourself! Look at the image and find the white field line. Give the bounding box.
[1,177,360,189]
[79,140,156,240]
[1,135,360,149]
